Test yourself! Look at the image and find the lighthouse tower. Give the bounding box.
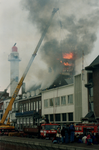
[8,44,21,96]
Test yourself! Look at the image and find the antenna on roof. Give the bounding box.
[14,43,16,46]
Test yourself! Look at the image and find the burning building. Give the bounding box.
[56,52,75,84]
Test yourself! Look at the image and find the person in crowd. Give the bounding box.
[61,126,65,143]
[91,133,98,144]
[52,134,57,144]
[86,132,93,145]
[65,124,70,143]
[56,127,61,143]
[82,134,87,143]
[69,123,75,143]
[96,133,99,144]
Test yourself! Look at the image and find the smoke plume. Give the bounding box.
[21,0,99,90]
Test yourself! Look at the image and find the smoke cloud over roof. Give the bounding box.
[21,0,99,90]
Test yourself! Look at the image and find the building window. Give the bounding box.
[29,102,30,111]
[39,101,41,109]
[14,103,16,109]
[44,99,48,108]
[68,113,73,121]
[49,98,53,106]
[24,104,26,112]
[22,105,23,113]
[55,97,60,106]
[90,87,93,97]
[19,105,22,112]
[26,103,28,111]
[31,102,33,110]
[36,101,38,112]
[68,94,73,104]
[61,96,66,105]
[62,113,66,121]
[34,102,35,110]
[22,118,24,124]
[55,114,60,121]
[50,114,53,121]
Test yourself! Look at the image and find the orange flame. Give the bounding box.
[62,52,73,59]
[60,60,62,63]
[63,62,72,66]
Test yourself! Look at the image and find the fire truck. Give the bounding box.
[40,123,59,139]
[75,123,99,135]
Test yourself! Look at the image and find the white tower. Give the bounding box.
[8,44,21,96]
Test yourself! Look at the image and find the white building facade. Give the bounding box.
[42,70,88,124]
[42,84,74,124]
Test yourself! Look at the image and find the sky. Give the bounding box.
[0,0,99,93]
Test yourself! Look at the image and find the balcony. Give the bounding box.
[15,110,35,117]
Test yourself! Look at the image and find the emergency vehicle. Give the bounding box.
[75,123,99,135]
[40,123,59,138]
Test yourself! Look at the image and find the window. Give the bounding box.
[55,97,60,106]
[55,114,60,121]
[29,102,30,111]
[39,101,41,109]
[44,99,48,108]
[61,96,66,105]
[68,94,73,104]
[50,114,53,121]
[36,101,38,112]
[31,102,33,110]
[14,103,16,109]
[22,118,24,124]
[49,98,53,106]
[68,113,73,121]
[27,118,29,124]
[26,103,28,111]
[90,87,93,97]
[22,105,23,113]
[34,102,35,110]
[19,105,22,112]
[62,113,66,121]
[24,104,26,112]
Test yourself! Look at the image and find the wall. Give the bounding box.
[42,84,74,123]
[74,74,82,122]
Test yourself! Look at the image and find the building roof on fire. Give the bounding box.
[85,55,99,70]
[48,74,68,89]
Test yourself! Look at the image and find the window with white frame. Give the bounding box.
[24,104,26,112]
[19,105,22,112]
[29,102,30,111]
[36,101,38,112]
[34,102,35,110]
[68,94,73,104]
[44,99,48,108]
[49,98,53,106]
[26,103,28,111]
[61,96,66,105]
[39,101,41,109]
[31,102,33,110]
[55,97,60,106]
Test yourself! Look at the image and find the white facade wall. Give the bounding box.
[81,70,88,117]
[42,84,74,123]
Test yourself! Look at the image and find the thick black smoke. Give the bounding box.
[21,0,99,90]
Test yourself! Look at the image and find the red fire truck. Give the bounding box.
[40,123,59,139]
[75,123,99,135]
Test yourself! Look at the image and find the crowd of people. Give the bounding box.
[52,123,99,146]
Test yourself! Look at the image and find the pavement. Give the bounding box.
[0,136,99,150]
